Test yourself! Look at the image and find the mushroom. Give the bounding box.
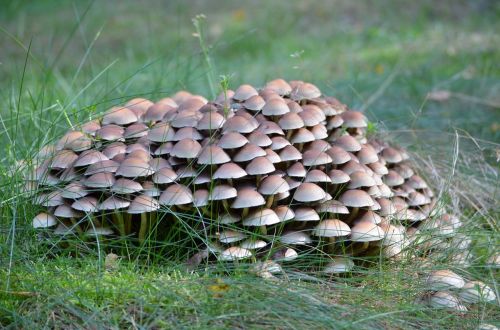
[313,219,351,253]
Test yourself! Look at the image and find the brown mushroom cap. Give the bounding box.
[96,124,125,141]
[333,135,362,152]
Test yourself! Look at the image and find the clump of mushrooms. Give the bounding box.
[28,79,462,273]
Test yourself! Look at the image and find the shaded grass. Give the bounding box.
[1,256,498,329]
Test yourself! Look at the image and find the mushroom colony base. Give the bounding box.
[30,79,461,274]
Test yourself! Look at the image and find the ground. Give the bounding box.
[0,1,499,329]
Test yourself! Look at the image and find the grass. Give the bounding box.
[0,1,499,329]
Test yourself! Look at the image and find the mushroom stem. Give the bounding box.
[69,217,83,234]
[346,207,359,223]
[327,237,336,254]
[113,212,126,237]
[259,225,267,236]
[286,130,294,140]
[138,213,149,244]
[222,199,230,212]
[265,195,275,208]
[351,241,370,255]
[241,207,249,218]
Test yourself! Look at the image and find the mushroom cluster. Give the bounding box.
[29,79,456,271]
[422,269,496,311]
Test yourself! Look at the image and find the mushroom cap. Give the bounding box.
[348,171,376,189]
[244,95,266,111]
[262,98,290,117]
[32,213,57,228]
[278,112,305,130]
[159,184,193,205]
[197,111,226,131]
[112,178,143,194]
[248,131,273,147]
[340,111,367,128]
[116,157,154,177]
[350,222,385,242]
[49,150,78,169]
[459,281,496,303]
[240,239,267,250]
[384,170,405,186]
[98,196,130,211]
[61,182,88,199]
[197,145,231,165]
[339,190,374,208]
[54,204,83,218]
[96,124,125,141]
[325,146,351,164]
[193,189,209,207]
[219,229,247,244]
[147,122,175,142]
[274,205,295,221]
[313,219,351,237]
[233,84,258,101]
[427,270,465,290]
[279,145,302,162]
[233,144,266,162]
[209,185,237,201]
[381,147,403,164]
[258,175,290,195]
[333,135,362,152]
[152,167,178,184]
[127,195,160,214]
[294,207,320,221]
[329,169,350,184]
[305,169,331,183]
[316,200,349,214]
[243,209,281,226]
[223,115,256,134]
[245,157,275,175]
[428,291,466,311]
[265,79,292,95]
[293,183,326,202]
[231,188,266,208]
[219,247,252,261]
[57,131,92,151]
[214,163,247,180]
[72,196,98,213]
[323,257,355,274]
[102,106,138,125]
[84,160,119,175]
[84,172,115,188]
[171,139,201,158]
[280,231,312,245]
[302,150,333,166]
[217,132,249,149]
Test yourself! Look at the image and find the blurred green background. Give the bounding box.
[1,0,499,152]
